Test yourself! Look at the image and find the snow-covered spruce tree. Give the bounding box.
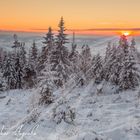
[37,46,47,72]
[29,41,38,71]
[103,43,118,81]
[130,38,139,59]
[38,27,54,73]
[3,54,16,89]
[18,43,27,87]
[89,53,103,83]
[12,35,25,89]
[50,17,71,87]
[24,41,38,87]
[38,67,55,105]
[38,27,57,104]
[0,48,3,69]
[39,52,56,104]
[23,66,36,88]
[1,35,23,90]
[67,33,85,87]
[2,35,21,89]
[0,69,7,92]
[19,42,27,67]
[43,27,54,54]
[104,42,112,62]
[108,44,124,85]
[119,35,140,90]
[1,51,8,73]
[69,43,80,73]
[0,50,7,91]
[69,44,77,63]
[22,51,35,88]
[32,41,38,60]
[12,34,21,55]
[14,54,24,89]
[4,35,26,89]
[80,44,92,82]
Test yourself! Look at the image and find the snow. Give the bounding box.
[0,84,140,140]
[1,32,140,140]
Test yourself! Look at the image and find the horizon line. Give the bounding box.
[1,28,140,32]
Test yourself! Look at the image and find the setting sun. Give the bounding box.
[121,31,131,36]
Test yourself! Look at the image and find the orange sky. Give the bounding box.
[0,0,140,34]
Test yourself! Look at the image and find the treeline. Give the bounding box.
[0,17,140,96]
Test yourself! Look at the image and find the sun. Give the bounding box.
[121,31,131,36]
[123,32,130,36]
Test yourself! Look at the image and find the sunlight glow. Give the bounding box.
[121,31,131,36]
[0,0,140,33]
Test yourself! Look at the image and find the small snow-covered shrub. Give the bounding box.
[39,87,54,105]
[0,82,4,91]
[96,81,119,95]
[53,100,76,124]
[0,71,6,92]
[25,108,40,124]
[0,79,7,92]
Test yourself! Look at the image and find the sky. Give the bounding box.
[0,0,140,34]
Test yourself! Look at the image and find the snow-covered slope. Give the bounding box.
[0,83,140,140]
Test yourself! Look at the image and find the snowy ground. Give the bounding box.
[0,83,140,140]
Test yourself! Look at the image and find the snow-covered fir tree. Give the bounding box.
[56,17,68,45]
[25,47,37,88]
[38,27,54,73]
[0,49,7,91]
[19,43,27,67]
[89,53,103,83]
[119,35,140,90]
[3,54,16,89]
[31,41,38,61]
[25,41,38,85]
[0,70,6,91]
[38,27,56,104]
[1,51,8,73]
[29,41,38,71]
[14,55,24,89]
[2,35,23,89]
[12,34,21,54]
[43,27,54,55]
[37,46,47,71]
[105,42,112,62]
[50,17,71,87]
[12,35,26,89]
[103,43,118,81]
[0,48,3,69]
[108,45,123,85]
[80,44,92,76]
[69,44,80,72]
[69,33,80,73]
[38,61,55,105]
